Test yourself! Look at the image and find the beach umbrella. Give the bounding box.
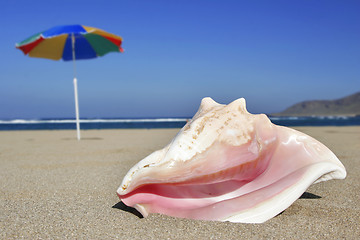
[16,24,124,140]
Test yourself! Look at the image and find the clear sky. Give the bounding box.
[0,0,359,119]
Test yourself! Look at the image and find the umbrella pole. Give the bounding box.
[72,33,81,140]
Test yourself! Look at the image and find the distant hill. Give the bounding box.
[273,92,360,116]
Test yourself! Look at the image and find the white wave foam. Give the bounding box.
[0,118,189,124]
[270,116,351,121]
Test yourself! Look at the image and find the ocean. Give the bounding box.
[0,116,359,131]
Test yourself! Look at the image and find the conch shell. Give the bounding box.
[117,97,346,223]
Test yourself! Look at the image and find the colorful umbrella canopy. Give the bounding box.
[16,25,123,140]
[16,24,123,61]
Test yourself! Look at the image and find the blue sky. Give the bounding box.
[0,0,359,119]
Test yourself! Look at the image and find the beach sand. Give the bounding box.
[1,127,359,239]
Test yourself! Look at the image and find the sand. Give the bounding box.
[0,127,359,239]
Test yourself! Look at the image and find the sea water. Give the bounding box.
[0,116,359,131]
